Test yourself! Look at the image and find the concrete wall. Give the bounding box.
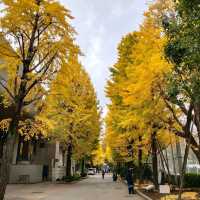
[51,142,77,182]
[51,160,77,182]
[32,143,55,165]
[9,164,43,183]
[52,166,66,182]
[31,142,55,181]
[51,142,66,182]
[8,142,57,183]
[8,141,77,183]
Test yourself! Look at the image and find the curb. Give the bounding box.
[136,190,154,200]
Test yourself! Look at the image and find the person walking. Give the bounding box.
[102,169,105,179]
[126,168,135,194]
[113,171,118,182]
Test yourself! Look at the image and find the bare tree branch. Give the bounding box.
[24,53,57,97]
[29,51,51,72]
[163,98,184,129]
[0,80,14,100]
[23,95,43,106]
[20,29,31,40]
[35,22,52,39]
[15,35,24,60]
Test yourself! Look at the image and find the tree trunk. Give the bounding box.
[178,104,193,200]
[157,141,171,184]
[138,136,142,183]
[178,140,190,200]
[175,137,182,175]
[0,118,19,200]
[0,134,17,200]
[138,136,142,168]
[170,137,178,185]
[0,145,9,200]
[66,143,72,177]
[151,132,158,190]
[81,158,85,176]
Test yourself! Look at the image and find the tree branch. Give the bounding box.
[23,95,43,106]
[172,128,198,150]
[176,101,188,116]
[163,98,184,129]
[29,51,51,72]
[35,22,52,39]
[0,80,14,100]
[24,53,57,97]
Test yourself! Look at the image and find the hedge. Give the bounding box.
[183,173,200,188]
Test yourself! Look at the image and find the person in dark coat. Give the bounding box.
[102,169,105,179]
[113,171,118,182]
[126,168,134,194]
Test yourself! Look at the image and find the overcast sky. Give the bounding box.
[61,0,148,112]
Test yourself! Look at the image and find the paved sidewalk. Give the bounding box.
[5,174,144,200]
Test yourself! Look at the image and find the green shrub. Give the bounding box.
[184,173,200,188]
[162,173,200,187]
[168,174,180,185]
[80,172,87,177]
[62,174,81,182]
[141,165,153,181]
[159,173,200,187]
[116,166,127,178]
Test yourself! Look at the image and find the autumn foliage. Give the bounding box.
[0,0,100,198]
[105,1,175,165]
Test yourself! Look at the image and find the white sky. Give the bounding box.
[60,0,148,112]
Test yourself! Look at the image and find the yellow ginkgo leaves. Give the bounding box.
[105,0,175,165]
[40,54,101,160]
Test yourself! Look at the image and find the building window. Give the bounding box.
[17,136,32,161]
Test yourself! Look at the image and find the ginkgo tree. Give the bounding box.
[0,0,76,198]
[40,53,101,177]
[92,144,104,166]
[105,0,177,188]
[105,32,139,162]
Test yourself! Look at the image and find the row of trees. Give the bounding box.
[105,0,200,193]
[40,53,100,176]
[0,0,100,199]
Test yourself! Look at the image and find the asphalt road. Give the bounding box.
[5,174,144,200]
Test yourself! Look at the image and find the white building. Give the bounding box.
[0,138,76,183]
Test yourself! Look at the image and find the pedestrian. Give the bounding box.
[102,169,105,179]
[113,171,117,182]
[42,165,49,181]
[126,168,135,195]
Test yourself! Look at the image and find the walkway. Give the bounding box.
[5,174,144,200]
